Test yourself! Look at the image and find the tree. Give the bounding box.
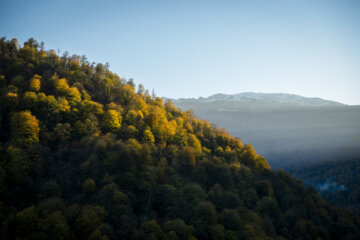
[13,206,42,237]
[143,128,155,144]
[255,179,274,198]
[54,78,70,95]
[53,123,71,144]
[175,146,196,174]
[83,178,96,196]
[256,196,280,219]
[239,144,270,170]
[164,219,194,240]
[187,134,202,152]
[30,74,41,92]
[39,181,62,199]
[67,86,82,104]
[11,75,26,90]
[102,110,122,133]
[75,205,106,238]
[195,201,218,225]
[74,116,101,138]
[10,111,40,146]
[0,75,5,88]
[88,229,109,240]
[138,220,167,240]
[219,209,242,231]
[3,91,19,109]
[137,84,145,95]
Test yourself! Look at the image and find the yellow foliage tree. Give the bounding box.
[81,101,104,116]
[143,128,155,144]
[57,97,71,113]
[67,86,81,103]
[106,102,123,113]
[165,120,177,139]
[23,91,38,107]
[187,134,202,152]
[54,78,70,95]
[4,92,19,108]
[30,74,41,92]
[11,111,40,146]
[102,110,122,133]
[239,144,270,170]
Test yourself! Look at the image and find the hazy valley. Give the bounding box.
[171,93,360,170]
[172,93,360,214]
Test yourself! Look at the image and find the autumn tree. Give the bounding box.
[10,111,40,146]
[102,110,122,133]
[29,74,41,92]
[143,127,155,144]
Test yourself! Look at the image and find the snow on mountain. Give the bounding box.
[173,92,345,107]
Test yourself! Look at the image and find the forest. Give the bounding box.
[0,37,360,240]
[292,157,360,215]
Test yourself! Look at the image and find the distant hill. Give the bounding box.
[170,93,360,169]
[174,92,345,107]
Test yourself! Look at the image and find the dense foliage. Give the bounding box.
[293,157,360,215]
[0,37,360,240]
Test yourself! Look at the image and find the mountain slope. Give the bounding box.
[0,37,360,240]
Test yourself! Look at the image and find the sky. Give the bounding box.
[1,0,360,104]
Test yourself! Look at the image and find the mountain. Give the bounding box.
[1,37,360,240]
[171,93,360,170]
[174,92,345,107]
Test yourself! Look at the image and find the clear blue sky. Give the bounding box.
[1,0,360,104]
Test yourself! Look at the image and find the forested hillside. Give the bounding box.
[0,37,360,240]
[292,157,360,215]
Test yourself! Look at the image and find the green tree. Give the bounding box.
[53,123,72,144]
[83,178,96,196]
[75,205,106,238]
[164,219,194,240]
[195,201,218,225]
[139,220,167,240]
[220,209,242,231]
[175,146,196,174]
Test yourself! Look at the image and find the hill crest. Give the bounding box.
[172,92,346,107]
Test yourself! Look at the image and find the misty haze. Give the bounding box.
[171,92,360,169]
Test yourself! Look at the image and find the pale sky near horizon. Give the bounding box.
[1,0,360,104]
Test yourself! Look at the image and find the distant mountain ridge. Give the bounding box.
[170,92,360,170]
[172,92,346,107]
